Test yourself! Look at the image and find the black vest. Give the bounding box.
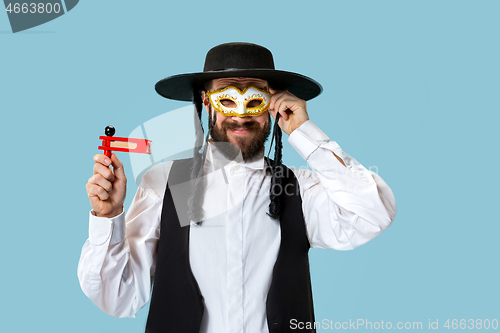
[145,158,315,333]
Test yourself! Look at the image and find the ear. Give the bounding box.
[201,91,210,114]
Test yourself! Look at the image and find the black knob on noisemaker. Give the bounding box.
[105,126,115,137]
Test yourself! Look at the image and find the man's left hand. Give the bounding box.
[268,88,309,136]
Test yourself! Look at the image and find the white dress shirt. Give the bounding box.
[78,120,396,333]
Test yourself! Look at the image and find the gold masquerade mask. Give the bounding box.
[206,86,271,117]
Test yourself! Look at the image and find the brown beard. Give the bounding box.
[209,108,271,162]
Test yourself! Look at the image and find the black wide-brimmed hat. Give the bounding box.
[155,42,323,102]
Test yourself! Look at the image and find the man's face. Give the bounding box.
[202,77,271,162]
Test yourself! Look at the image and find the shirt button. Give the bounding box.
[232,165,240,171]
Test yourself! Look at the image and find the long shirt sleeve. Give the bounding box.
[288,120,396,250]
[77,162,170,318]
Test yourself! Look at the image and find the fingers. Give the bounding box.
[269,89,300,121]
[91,153,126,183]
[269,87,299,96]
[88,153,127,215]
[87,171,113,201]
[91,174,112,192]
[94,153,111,167]
[86,180,110,201]
[269,108,277,120]
[269,89,288,110]
[272,96,293,121]
[110,153,126,183]
[93,162,114,182]
[276,99,295,121]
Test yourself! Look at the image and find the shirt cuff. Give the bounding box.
[288,120,330,161]
[89,209,126,246]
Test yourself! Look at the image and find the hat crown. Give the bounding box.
[203,42,275,72]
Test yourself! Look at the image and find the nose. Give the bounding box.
[231,116,254,124]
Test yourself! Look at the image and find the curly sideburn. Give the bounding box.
[265,112,283,219]
[187,91,207,224]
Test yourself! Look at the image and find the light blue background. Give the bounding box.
[1,1,498,332]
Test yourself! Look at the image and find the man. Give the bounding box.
[79,42,396,333]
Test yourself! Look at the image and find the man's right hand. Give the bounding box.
[86,153,127,218]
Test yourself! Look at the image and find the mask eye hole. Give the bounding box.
[220,99,237,108]
[246,99,263,108]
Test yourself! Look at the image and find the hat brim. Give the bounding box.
[155,69,323,102]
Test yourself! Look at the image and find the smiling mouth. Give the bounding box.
[230,128,251,134]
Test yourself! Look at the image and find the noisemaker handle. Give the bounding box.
[103,126,115,158]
